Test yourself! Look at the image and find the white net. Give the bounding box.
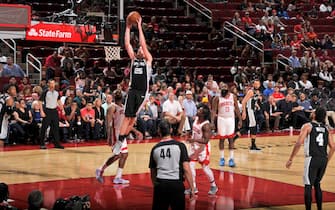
[104,46,121,62]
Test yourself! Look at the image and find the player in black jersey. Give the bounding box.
[286,107,335,210]
[241,79,262,150]
[114,14,153,154]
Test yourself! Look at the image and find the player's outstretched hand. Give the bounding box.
[137,16,142,27]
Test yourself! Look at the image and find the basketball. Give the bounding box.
[126,11,141,25]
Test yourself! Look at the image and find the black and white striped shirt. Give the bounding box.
[41,89,60,109]
[149,140,189,181]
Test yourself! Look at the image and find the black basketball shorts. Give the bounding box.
[125,89,147,117]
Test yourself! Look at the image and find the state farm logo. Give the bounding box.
[27,27,72,39]
[28,28,38,37]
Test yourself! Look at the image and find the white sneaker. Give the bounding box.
[184,188,198,194]
[128,133,135,140]
[113,177,130,184]
[208,186,218,195]
[112,141,122,155]
[95,169,104,183]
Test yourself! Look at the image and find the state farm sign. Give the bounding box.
[26,21,96,43]
[28,28,72,39]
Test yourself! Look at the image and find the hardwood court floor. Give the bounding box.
[1,132,335,209]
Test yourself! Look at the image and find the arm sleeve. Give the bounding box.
[40,90,47,104]
[179,143,190,162]
[148,147,157,169]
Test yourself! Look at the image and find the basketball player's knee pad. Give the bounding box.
[250,127,257,135]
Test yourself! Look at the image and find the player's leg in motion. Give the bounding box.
[96,147,129,184]
[185,161,198,194]
[201,143,218,195]
[113,152,129,184]
[96,154,120,183]
[96,117,129,184]
[114,93,137,155]
[202,163,218,195]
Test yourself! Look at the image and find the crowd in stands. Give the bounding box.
[226,0,335,130]
[0,0,334,146]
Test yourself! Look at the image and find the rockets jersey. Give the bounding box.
[192,117,210,140]
[109,102,125,132]
[218,93,235,118]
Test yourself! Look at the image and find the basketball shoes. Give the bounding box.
[113,177,130,184]
[208,186,218,195]
[95,169,104,183]
[219,158,225,166]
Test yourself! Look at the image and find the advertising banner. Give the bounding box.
[26,21,96,43]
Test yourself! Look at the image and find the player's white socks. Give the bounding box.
[190,161,197,188]
[115,168,123,179]
[203,165,216,187]
[230,150,234,159]
[220,150,224,159]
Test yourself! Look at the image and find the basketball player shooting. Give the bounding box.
[113,12,153,155]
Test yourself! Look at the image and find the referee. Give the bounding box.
[286,107,335,210]
[149,120,194,210]
[39,79,64,149]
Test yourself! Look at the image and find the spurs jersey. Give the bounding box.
[246,89,259,111]
[130,58,152,91]
[218,93,235,118]
[303,122,329,186]
[246,89,258,127]
[190,117,211,165]
[304,122,328,158]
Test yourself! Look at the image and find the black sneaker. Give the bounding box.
[250,145,261,150]
[54,144,64,149]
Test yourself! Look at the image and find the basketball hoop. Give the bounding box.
[104,46,121,62]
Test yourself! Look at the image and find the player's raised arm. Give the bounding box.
[125,22,135,60]
[137,17,152,64]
